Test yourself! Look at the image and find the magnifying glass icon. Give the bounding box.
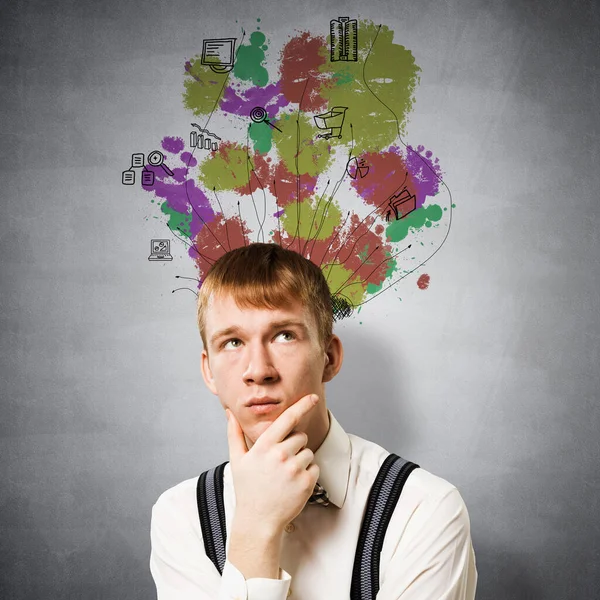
[250,106,282,133]
[147,150,174,176]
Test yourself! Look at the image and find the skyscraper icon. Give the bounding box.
[330,17,358,62]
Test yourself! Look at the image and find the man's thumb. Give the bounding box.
[226,409,248,459]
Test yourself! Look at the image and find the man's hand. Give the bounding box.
[227,394,321,536]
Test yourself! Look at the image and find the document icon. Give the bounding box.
[201,38,236,73]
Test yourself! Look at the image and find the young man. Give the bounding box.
[150,243,477,599]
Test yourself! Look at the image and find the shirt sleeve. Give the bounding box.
[378,487,478,600]
[150,489,292,600]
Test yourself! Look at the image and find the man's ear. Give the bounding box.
[200,349,218,395]
[322,334,344,383]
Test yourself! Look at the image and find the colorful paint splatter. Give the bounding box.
[136,18,452,316]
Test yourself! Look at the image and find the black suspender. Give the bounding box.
[196,454,419,598]
[196,461,228,575]
[350,454,420,600]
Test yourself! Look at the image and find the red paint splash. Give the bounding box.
[417,274,430,290]
[193,213,247,281]
[279,33,329,112]
[349,149,419,217]
[244,153,318,207]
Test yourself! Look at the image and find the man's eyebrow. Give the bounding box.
[269,320,309,333]
[209,326,243,346]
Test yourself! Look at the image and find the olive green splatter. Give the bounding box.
[233,31,269,87]
[386,204,443,242]
[272,113,333,177]
[160,203,192,238]
[316,21,420,155]
[281,197,342,242]
[322,263,367,306]
[182,59,227,116]
[197,144,251,192]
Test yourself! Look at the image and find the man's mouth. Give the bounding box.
[245,397,281,414]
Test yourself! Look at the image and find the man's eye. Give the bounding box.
[223,339,242,349]
[276,331,295,342]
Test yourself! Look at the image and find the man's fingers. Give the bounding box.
[226,409,249,460]
[259,394,319,446]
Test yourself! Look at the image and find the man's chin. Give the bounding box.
[251,419,277,441]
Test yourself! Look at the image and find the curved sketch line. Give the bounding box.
[359,24,453,301]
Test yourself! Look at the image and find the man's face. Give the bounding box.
[200,293,341,447]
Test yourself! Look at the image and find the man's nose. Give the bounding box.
[242,344,279,385]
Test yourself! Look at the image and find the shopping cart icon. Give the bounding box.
[314,107,348,139]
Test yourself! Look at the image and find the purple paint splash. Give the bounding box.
[220,82,290,118]
[180,151,198,167]
[144,168,214,239]
[162,136,185,154]
[405,144,442,200]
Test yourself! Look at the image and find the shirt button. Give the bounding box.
[284,522,295,533]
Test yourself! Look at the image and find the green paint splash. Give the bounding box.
[160,203,192,237]
[366,255,398,294]
[233,31,269,87]
[249,121,273,153]
[386,204,443,242]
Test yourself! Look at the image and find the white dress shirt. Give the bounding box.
[150,411,477,599]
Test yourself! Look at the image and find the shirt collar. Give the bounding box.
[311,410,351,508]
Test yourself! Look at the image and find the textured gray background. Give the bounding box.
[1,0,599,598]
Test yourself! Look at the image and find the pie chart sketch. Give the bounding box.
[346,157,370,179]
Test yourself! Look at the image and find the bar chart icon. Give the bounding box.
[189,124,221,152]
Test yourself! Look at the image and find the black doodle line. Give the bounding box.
[244,132,265,243]
[212,188,232,251]
[301,179,331,256]
[310,137,356,263]
[167,223,216,266]
[183,190,229,255]
[329,243,381,292]
[191,124,222,140]
[251,168,269,244]
[172,287,199,297]
[331,294,354,320]
[311,174,347,263]
[237,200,248,246]
[273,179,282,246]
[315,209,351,275]
[176,275,201,283]
[285,78,310,252]
[311,123,358,263]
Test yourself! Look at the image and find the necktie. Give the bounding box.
[308,482,330,506]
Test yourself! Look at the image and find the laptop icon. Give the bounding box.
[148,239,173,261]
